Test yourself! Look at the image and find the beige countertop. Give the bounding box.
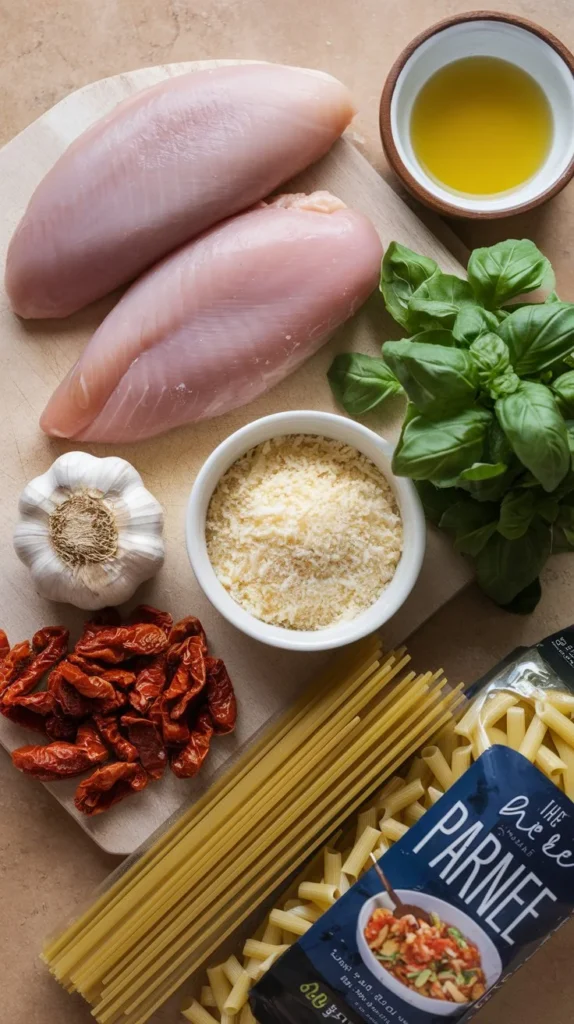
[1,1,573,1022]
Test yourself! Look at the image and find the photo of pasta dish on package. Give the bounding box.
[364,907,486,1004]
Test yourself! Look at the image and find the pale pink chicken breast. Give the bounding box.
[40,194,382,443]
[6,65,355,319]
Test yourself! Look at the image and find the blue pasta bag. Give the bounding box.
[251,625,574,1024]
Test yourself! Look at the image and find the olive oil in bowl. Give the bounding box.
[410,56,553,195]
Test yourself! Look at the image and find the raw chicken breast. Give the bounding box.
[40,193,382,443]
[6,65,355,319]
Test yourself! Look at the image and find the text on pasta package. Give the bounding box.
[413,792,572,946]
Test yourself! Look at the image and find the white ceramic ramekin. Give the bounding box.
[380,12,574,218]
[186,411,425,652]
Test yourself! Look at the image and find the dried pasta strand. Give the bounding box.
[44,637,381,966]
[116,691,463,1024]
[451,743,472,781]
[94,672,434,1007]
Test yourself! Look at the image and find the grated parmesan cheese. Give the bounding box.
[205,435,403,631]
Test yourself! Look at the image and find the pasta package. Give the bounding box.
[192,625,574,1024]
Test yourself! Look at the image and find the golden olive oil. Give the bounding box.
[410,56,553,195]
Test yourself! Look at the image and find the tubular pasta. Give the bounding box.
[183,1001,219,1024]
[379,818,408,842]
[355,807,378,841]
[200,987,216,1008]
[421,745,454,790]
[224,970,251,1015]
[323,849,342,888]
[379,778,425,820]
[403,801,426,825]
[298,883,338,908]
[552,733,574,800]
[519,714,548,762]
[506,706,526,751]
[451,743,472,781]
[342,826,381,880]
[536,700,574,748]
[534,744,567,780]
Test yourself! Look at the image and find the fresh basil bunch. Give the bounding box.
[328,239,574,613]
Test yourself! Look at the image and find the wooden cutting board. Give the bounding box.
[0,60,472,856]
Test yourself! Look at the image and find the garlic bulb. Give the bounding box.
[14,452,165,610]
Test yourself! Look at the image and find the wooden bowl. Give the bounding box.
[380,11,574,219]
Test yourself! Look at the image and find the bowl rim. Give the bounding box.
[379,10,574,219]
[185,410,426,652]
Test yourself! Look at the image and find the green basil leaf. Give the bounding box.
[546,291,561,304]
[380,242,439,330]
[475,518,552,606]
[453,306,500,346]
[382,341,478,420]
[407,329,458,347]
[458,462,507,482]
[467,239,554,309]
[496,381,571,492]
[498,303,574,375]
[440,499,499,556]
[489,368,521,399]
[566,420,574,456]
[414,481,460,526]
[551,370,574,417]
[327,353,403,416]
[392,408,492,483]
[408,274,476,331]
[502,578,542,614]
[487,420,514,465]
[469,334,510,377]
[498,490,537,540]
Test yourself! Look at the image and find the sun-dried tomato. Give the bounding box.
[51,674,92,719]
[1,690,56,733]
[45,708,78,743]
[75,623,169,664]
[121,713,167,780]
[12,740,97,780]
[2,627,69,705]
[74,761,148,815]
[75,722,109,765]
[130,605,173,636]
[67,653,105,675]
[170,709,214,779]
[0,630,9,661]
[165,637,207,719]
[129,655,167,715]
[149,694,190,748]
[101,668,136,690]
[92,713,138,762]
[57,660,116,702]
[168,616,207,652]
[0,640,32,696]
[205,657,237,735]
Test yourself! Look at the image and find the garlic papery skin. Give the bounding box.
[14,452,165,610]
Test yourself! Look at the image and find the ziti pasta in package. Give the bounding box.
[186,626,574,1024]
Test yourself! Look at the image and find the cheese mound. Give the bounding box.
[206,435,403,632]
